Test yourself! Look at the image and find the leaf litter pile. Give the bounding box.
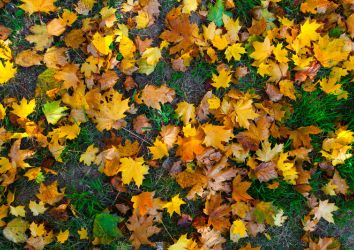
[0,0,353,249]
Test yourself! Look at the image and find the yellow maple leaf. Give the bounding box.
[277,152,298,185]
[29,222,46,237]
[168,234,196,250]
[230,219,247,242]
[222,15,241,43]
[232,98,259,129]
[313,200,338,223]
[163,194,186,217]
[273,43,289,64]
[211,67,232,89]
[135,11,150,29]
[297,19,321,47]
[279,80,296,100]
[250,37,273,62]
[29,200,47,216]
[36,181,64,205]
[0,61,16,84]
[119,157,149,187]
[57,230,69,243]
[183,124,197,138]
[175,101,196,125]
[212,34,229,50]
[182,0,198,14]
[19,0,57,15]
[202,124,233,150]
[141,47,161,65]
[92,32,113,55]
[80,144,99,166]
[26,24,54,51]
[313,35,350,68]
[11,98,35,119]
[78,227,88,240]
[10,205,26,217]
[225,43,246,61]
[119,36,136,58]
[148,139,169,160]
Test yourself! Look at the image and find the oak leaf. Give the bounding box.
[126,214,161,250]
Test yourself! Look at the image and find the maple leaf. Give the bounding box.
[300,0,337,14]
[232,98,259,129]
[160,125,180,149]
[3,218,29,243]
[163,194,186,217]
[57,230,69,243]
[119,157,149,187]
[0,60,16,84]
[289,126,321,149]
[232,175,253,202]
[15,50,43,67]
[182,0,198,14]
[119,36,136,58]
[131,192,154,216]
[10,205,26,217]
[256,140,283,162]
[277,152,298,185]
[230,219,247,242]
[29,201,47,216]
[297,19,321,47]
[148,139,169,160]
[80,144,99,166]
[313,200,338,223]
[9,139,34,168]
[279,80,296,100]
[78,227,88,240]
[169,234,196,250]
[211,67,232,89]
[42,101,68,125]
[126,214,161,249]
[26,24,53,51]
[250,37,273,62]
[175,101,196,125]
[19,0,57,15]
[332,170,348,195]
[36,181,64,205]
[140,84,175,110]
[313,35,350,68]
[225,43,246,61]
[255,162,278,182]
[159,8,200,54]
[86,89,130,131]
[92,32,113,55]
[202,124,233,150]
[204,193,231,231]
[29,222,46,237]
[239,243,261,250]
[11,98,36,119]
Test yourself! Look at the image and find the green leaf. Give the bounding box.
[93,213,124,244]
[42,101,68,125]
[207,0,231,27]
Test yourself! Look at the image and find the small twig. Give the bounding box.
[121,127,153,145]
[161,220,174,241]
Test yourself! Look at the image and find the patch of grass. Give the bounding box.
[143,104,180,131]
[249,180,307,216]
[67,190,104,218]
[191,60,215,84]
[60,122,102,163]
[235,0,261,25]
[143,168,184,199]
[285,89,346,132]
[336,157,354,190]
